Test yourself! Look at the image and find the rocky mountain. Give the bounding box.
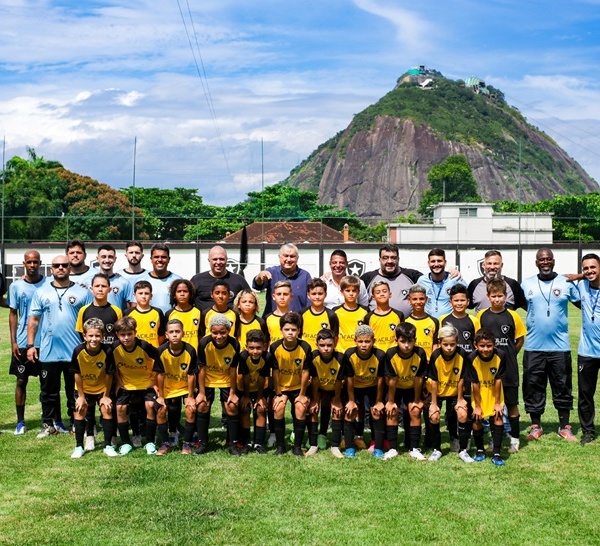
[283,70,597,219]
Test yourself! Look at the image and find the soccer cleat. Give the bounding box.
[491,454,506,466]
[54,421,70,434]
[354,437,367,450]
[169,432,180,447]
[508,437,520,453]
[14,422,26,435]
[372,448,384,459]
[85,436,95,452]
[181,443,193,455]
[103,445,118,457]
[428,449,442,462]
[292,446,304,458]
[267,433,276,447]
[527,425,543,441]
[305,445,319,456]
[557,425,578,442]
[317,434,328,450]
[193,443,208,455]
[229,444,242,456]
[132,435,142,448]
[241,443,253,455]
[383,448,398,460]
[71,446,85,459]
[368,440,376,453]
[474,450,486,462]
[254,444,268,454]
[274,445,287,456]
[458,449,474,463]
[144,442,157,455]
[581,433,596,446]
[344,447,356,458]
[450,438,460,453]
[36,424,57,439]
[408,448,427,461]
[119,443,133,456]
[157,442,171,456]
[330,447,344,458]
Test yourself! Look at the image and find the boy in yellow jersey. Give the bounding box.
[153,319,198,455]
[233,289,269,345]
[111,316,160,456]
[70,318,117,458]
[237,329,274,454]
[405,284,439,359]
[124,280,166,348]
[383,322,428,460]
[199,280,239,337]
[334,275,369,353]
[265,280,294,345]
[306,329,345,456]
[270,312,313,457]
[195,314,241,455]
[339,325,387,459]
[165,279,201,351]
[426,325,472,462]
[364,280,404,351]
[466,328,507,466]
[76,273,123,344]
[300,278,339,351]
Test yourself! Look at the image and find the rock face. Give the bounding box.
[284,78,597,220]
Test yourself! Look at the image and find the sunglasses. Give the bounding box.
[51,263,69,268]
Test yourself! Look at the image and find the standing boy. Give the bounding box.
[265,280,294,345]
[334,275,369,354]
[405,284,439,360]
[364,280,404,351]
[300,278,339,351]
[124,280,166,348]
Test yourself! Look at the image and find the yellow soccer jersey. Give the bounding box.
[334,305,369,353]
[426,347,469,398]
[339,347,386,389]
[310,350,344,392]
[235,315,269,346]
[200,307,238,338]
[165,307,201,350]
[76,303,123,344]
[300,307,340,351]
[405,314,439,359]
[270,339,312,392]
[265,312,285,346]
[237,350,274,392]
[364,308,404,351]
[124,306,166,348]
[384,346,428,390]
[111,339,158,391]
[153,342,199,399]
[198,335,240,389]
[467,348,506,418]
[69,342,113,396]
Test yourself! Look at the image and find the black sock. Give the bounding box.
[118,422,131,445]
[196,412,210,445]
[74,419,85,448]
[102,418,114,448]
[228,415,240,445]
[492,423,504,454]
[386,425,398,450]
[409,426,421,451]
[530,413,541,427]
[16,404,25,422]
[274,418,286,448]
[145,419,157,445]
[344,420,355,448]
[331,419,342,448]
[373,418,385,450]
[473,427,484,451]
[254,425,267,446]
[558,411,569,430]
[294,418,306,449]
[240,426,251,446]
[509,416,520,439]
[184,421,195,443]
[319,404,331,436]
[308,421,318,447]
[458,421,472,451]
[157,423,169,445]
[431,423,441,451]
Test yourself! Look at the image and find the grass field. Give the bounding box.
[1,307,600,545]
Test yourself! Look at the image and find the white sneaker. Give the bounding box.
[267,433,276,447]
[305,445,319,456]
[36,424,57,439]
[71,446,85,459]
[119,443,133,456]
[132,435,142,448]
[428,449,443,462]
[85,436,95,452]
[408,448,426,461]
[508,437,520,453]
[103,445,118,457]
[330,447,344,459]
[14,421,26,435]
[144,442,157,455]
[458,449,474,463]
[383,448,398,460]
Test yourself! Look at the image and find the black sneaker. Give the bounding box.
[254,444,267,454]
[229,444,241,456]
[193,443,208,455]
[241,443,252,455]
[274,445,287,456]
[292,446,304,458]
[581,432,596,445]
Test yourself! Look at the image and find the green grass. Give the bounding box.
[1,308,600,545]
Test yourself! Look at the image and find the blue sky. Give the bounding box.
[1,0,600,205]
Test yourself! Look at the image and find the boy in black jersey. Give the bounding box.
[405,284,439,360]
[439,285,480,353]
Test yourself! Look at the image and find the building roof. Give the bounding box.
[221,221,352,244]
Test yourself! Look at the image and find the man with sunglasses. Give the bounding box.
[26,256,92,438]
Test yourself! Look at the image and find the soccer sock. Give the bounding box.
[373,418,385,450]
[74,419,85,448]
[240,426,251,446]
[274,418,286,448]
[168,405,181,435]
[492,423,504,454]
[423,416,432,449]
[228,415,240,445]
[254,425,267,447]
[509,416,520,439]
[16,404,25,423]
[319,404,331,436]
[308,421,318,447]
[386,425,398,450]
[157,422,169,445]
[343,420,355,449]
[268,407,275,433]
[530,413,541,427]
[130,408,140,436]
[118,422,131,445]
[409,426,421,451]
[102,418,115,448]
[145,419,157,445]
[473,427,485,451]
[458,421,472,451]
[431,423,441,451]
[355,417,365,438]
[558,411,570,430]
[184,421,195,444]
[331,419,342,448]
[85,415,95,436]
[196,412,210,445]
[294,418,306,449]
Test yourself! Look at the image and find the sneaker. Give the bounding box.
[36,424,57,439]
[428,449,442,462]
[144,442,157,455]
[491,453,506,466]
[132,435,142,448]
[254,444,268,454]
[181,443,193,455]
[558,425,578,442]
[508,437,520,453]
[267,433,276,447]
[344,447,356,458]
[54,421,69,434]
[71,446,85,459]
[408,448,426,461]
[241,443,253,455]
[383,448,398,460]
[581,432,596,446]
[305,445,319,456]
[527,425,543,441]
[330,447,344,459]
[458,449,474,463]
[85,436,95,452]
[474,450,486,462]
[317,434,328,450]
[14,421,26,435]
[450,438,460,452]
[169,432,180,447]
[157,442,171,456]
[354,437,367,450]
[193,443,208,455]
[292,446,304,458]
[103,445,118,457]
[274,445,287,456]
[229,444,242,456]
[119,443,133,456]
[372,448,384,459]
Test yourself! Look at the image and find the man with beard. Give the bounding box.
[142,243,182,313]
[66,239,92,284]
[118,241,147,286]
[467,250,526,313]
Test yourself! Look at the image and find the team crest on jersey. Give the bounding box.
[463,331,471,340]
[17,365,26,374]
[553,288,562,297]
[369,367,376,374]
[224,357,232,365]
[136,358,144,364]
[330,368,337,376]
[68,296,77,305]
[321,322,328,329]
[347,259,365,277]
[490,367,497,375]
[424,328,431,335]
[112,287,120,295]
[453,367,459,375]
[96,362,104,369]
[410,366,417,373]
[150,321,157,328]
[295,358,302,366]
[106,324,114,333]
[402,289,409,297]
[528,290,533,296]
[180,363,188,371]
[501,325,510,334]
[389,324,396,331]
[193,318,199,326]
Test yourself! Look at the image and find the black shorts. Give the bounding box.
[393,387,415,406]
[10,351,40,379]
[204,387,231,404]
[237,390,260,404]
[74,392,104,406]
[502,385,519,407]
[354,386,378,407]
[116,387,157,406]
[165,396,185,411]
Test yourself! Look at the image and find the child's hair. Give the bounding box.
[355,324,374,338]
[166,318,184,330]
[134,280,152,293]
[395,322,417,341]
[169,279,195,306]
[246,329,266,345]
[83,317,105,334]
[438,324,458,341]
[474,328,496,345]
[307,277,327,292]
[316,328,336,343]
[211,279,231,294]
[91,272,110,287]
[370,280,390,294]
[233,289,259,314]
[448,284,468,298]
[339,275,360,291]
[114,316,137,333]
[408,283,426,295]
[486,278,507,295]
[209,313,233,330]
[279,311,302,330]
[273,280,292,292]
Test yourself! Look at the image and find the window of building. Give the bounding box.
[459,207,478,217]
